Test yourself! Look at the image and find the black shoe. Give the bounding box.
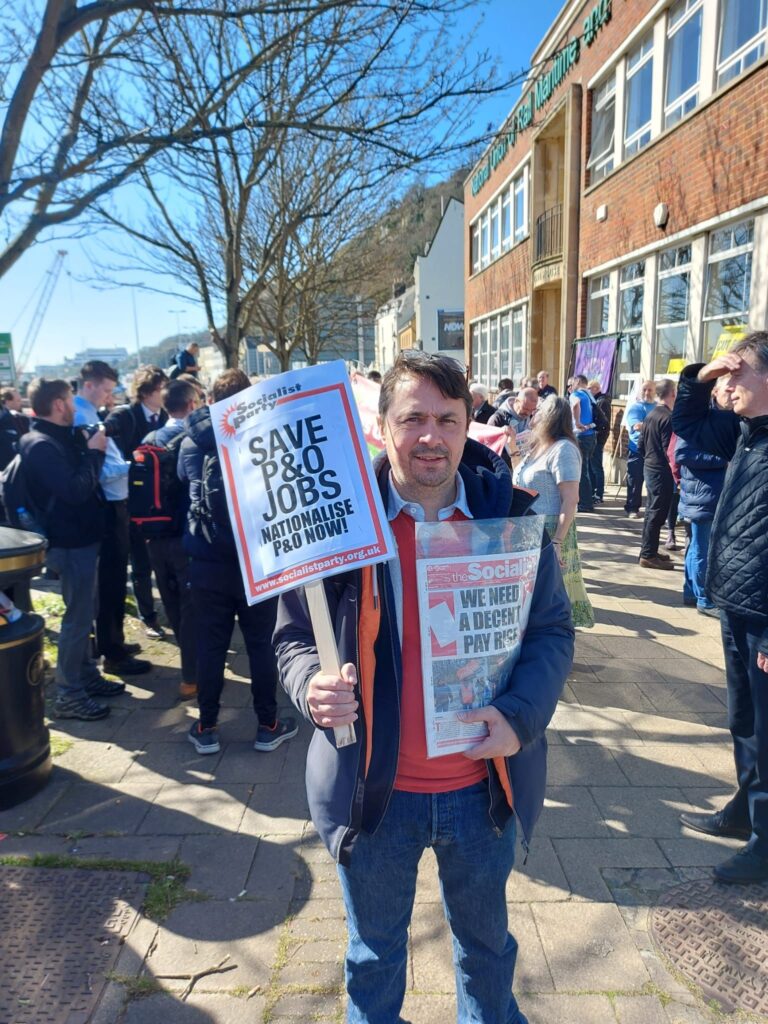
[683,597,697,607]
[713,847,768,884]
[577,506,595,513]
[103,656,151,676]
[680,811,751,841]
[697,605,720,619]
[85,676,126,697]
[54,695,110,721]
[124,642,142,655]
[144,623,166,640]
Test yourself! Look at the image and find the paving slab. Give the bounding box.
[38,779,163,835]
[589,786,696,838]
[122,993,266,1023]
[546,744,630,787]
[139,782,250,834]
[531,902,651,990]
[613,994,672,1023]
[535,786,611,838]
[521,993,618,1023]
[180,833,259,898]
[552,837,670,902]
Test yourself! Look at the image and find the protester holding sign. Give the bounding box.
[180,369,297,755]
[274,352,574,1024]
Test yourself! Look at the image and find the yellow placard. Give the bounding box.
[712,323,748,359]
[666,358,685,374]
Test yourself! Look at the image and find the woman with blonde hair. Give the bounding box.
[508,395,594,627]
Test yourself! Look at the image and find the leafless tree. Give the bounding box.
[87,1,502,368]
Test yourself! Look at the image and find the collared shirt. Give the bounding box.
[141,403,161,429]
[151,417,186,447]
[385,473,472,643]
[73,394,129,501]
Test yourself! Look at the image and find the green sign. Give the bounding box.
[0,333,15,381]
[471,0,612,197]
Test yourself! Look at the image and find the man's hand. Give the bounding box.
[697,353,742,382]
[457,706,522,760]
[758,652,768,674]
[307,663,358,728]
[86,427,108,452]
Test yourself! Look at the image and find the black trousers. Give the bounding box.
[147,536,196,683]
[640,466,674,559]
[720,611,768,856]
[191,578,279,730]
[96,500,129,659]
[129,522,157,625]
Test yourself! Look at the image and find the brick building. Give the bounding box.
[464,0,768,399]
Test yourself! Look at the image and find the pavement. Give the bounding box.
[2,494,767,1024]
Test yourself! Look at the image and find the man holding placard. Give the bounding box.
[275,353,574,1024]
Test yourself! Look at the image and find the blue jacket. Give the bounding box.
[672,364,768,650]
[675,435,727,522]
[273,438,574,866]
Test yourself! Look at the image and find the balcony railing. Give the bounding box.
[535,203,563,263]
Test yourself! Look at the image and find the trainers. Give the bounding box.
[85,676,126,697]
[178,681,198,700]
[188,720,220,755]
[253,716,299,752]
[54,695,110,721]
[144,623,166,640]
[103,656,151,676]
[639,556,675,570]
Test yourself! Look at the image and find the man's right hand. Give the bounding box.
[86,427,108,452]
[307,663,358,728]
[697,353,742,382]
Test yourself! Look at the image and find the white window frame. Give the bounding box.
[471,222,480,274]
[654,244,692,375]
[624,33,654,157]
[490,197,501,260]
[664,0,704,128]
[702,218,754,359]
[470,302,528,387]
[716,0,768,87]
[501,190,512,251]
[513,169,528,243]
[588,74,616,182]
[587,273,611,335]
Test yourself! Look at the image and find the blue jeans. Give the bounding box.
[45,544,101,700]
[337,783,527,1024]
[720,612,768,856]
[576,434,596,511]
[683,519,714,609]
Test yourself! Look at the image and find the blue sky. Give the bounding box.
[0,0,565,370]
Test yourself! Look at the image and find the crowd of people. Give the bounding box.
[2,336,767,1024]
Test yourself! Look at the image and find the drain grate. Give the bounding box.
[650,876,768,1015]
[0,866,146,1024]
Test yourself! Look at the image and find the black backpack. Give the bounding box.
[128,431,187,537]
[0,452,52,533]
[189,451,233,545]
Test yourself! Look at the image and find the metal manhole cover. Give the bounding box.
[0,866,146,1024]
[650,876,768,1014]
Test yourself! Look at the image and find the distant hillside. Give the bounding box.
[353,166,469,307]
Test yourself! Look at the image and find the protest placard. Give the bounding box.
[415,516,544,757]
[211,361,395,605]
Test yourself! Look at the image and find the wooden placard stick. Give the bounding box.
[305,579,357,748]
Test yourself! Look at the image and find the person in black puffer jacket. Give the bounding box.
[178,368,297,757]
[672,332,768,885]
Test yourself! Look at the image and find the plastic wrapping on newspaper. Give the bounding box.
[415,516,545,758]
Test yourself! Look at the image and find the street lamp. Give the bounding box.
[168,309,184,340]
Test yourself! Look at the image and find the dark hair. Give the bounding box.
[28,377,71,417]
[655,378,676,401]
[570,374,588,388]
[80,360,118,384]
[212,368,251,402]
[366,370,382,383]
[379,352,471,422]
[0,388,16,404]
[133,365,168,401]
[732,331,768,373]
[162,379,198,416]
[497,378,514,390]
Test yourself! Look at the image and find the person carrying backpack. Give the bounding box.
[587,379,612,504]
[18,378,120,721]
[132,379,201,700]
[179,368,297,756]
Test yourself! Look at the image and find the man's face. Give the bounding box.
[640,383,655,402]
[537,372,548,388]
[379,375,468,498]
[143,386,164,413]
[515,389,539,418]
[83,376,115,410]
[471,391,483,410]
[55,392,75,427]
[6,390,22,411]
[588,383,600,397]
[723,352,768,418]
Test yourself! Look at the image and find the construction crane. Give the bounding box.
[14,249,67,381]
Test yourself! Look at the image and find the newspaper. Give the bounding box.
[415,516,545,758]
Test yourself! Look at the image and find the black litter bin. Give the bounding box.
[0,526,49,810]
